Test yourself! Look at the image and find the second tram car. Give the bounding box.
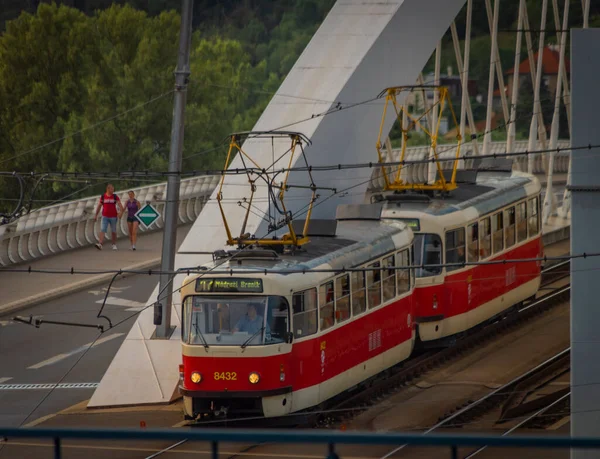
[179,220,415,419]
[362,169,543,342]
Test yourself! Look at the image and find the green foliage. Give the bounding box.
[0,0,592,213]
[0,1,334,211]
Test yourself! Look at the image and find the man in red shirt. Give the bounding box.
[94,184,124,250]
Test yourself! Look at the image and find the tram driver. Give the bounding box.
[233,303,271,336]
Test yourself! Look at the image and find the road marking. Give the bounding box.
[27,333,125,370]
[95,296,146,311]
[0,377,12,384]
[0,382,98,390]
[0,320,12,327]
[88,285,130,296]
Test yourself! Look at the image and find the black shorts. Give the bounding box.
[127,217,139,223]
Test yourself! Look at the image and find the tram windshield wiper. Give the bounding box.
[240,326,265,349]
[193,321,209,349]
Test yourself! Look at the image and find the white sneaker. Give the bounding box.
[112,244,118,251]
[132,245,136,251]
[95,243,102,250]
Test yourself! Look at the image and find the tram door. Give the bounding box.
[413,233,447,339]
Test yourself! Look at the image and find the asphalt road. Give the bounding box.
[0,273,160,427]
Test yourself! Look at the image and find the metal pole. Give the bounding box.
[482,0,500,157]
[571,29,600,459]
[551,0,571,135]
[418,73,433,129]
[428,41,442,184]
[450,2,480,166]
[542,0,568,226]
[485,0,509,125]
[398,103,409,183]
[562,0,591,219]
[154,0,194,338]
[451,0,476,170]
[527,0,548,174]
[507,0,524,168]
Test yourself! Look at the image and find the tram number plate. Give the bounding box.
[214,372,237,381]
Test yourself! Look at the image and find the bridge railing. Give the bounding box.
[0,175,219,266]
[0,140,570,267]
[0,426,598,459]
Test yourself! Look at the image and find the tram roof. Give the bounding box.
[352,170,541,220]
[210,220,410,274]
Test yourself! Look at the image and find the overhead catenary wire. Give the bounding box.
[1,252,596,277]
[2,141,591,181]
[7,266,577,321]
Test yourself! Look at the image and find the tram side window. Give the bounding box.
[479,217,491,259]
[319,281,335,331]
[292,288,318,338]
[528,197,539,236]
[505,206,516,248]
[396,249,410,294]
[367,262,382,308]
[382,255,396,302]
[516,202,527,242]
[492,212,504,254]
[467,223,479,262]
[445,228,466,271]
[335,275,351,323]
[351,271,367,316]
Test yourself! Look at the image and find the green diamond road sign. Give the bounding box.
[135,203,161,229]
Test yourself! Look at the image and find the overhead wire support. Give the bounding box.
[4,251,598,278]
[217,131,317,249]
[375,86,461,193]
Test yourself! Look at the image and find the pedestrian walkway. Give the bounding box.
[0,225,192,316]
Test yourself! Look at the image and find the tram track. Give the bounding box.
[462,391,571,458]
[378,348,570,458]
[144,264,571,459]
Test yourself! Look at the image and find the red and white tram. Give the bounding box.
[179,167,543,419]
[362,169,543,343]
[179,220,415,419]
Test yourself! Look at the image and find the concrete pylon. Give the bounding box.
[570,28,600,459]
[89,0,466,408]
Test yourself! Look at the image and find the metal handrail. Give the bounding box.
[1,426,599,459]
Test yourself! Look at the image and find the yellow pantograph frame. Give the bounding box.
[216,132,315,248]
[375,86,462,192]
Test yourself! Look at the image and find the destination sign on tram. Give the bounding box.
[195,278,263,293]
[397,218,420,231]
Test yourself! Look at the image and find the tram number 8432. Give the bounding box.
[214,372,237,381]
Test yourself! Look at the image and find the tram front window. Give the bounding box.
[182,296,289,346]
[413,234,443,278]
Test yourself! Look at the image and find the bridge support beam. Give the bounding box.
[570,28,600,459]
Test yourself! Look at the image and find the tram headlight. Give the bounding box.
[190,372,202,384]
[248,372,260,384]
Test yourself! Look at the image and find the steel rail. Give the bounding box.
[463,391,571,458]
[379,346,571,458]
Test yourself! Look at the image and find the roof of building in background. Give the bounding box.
[506,45,570,75]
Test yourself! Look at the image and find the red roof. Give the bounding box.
[506,46,570,75]
[493,86,507,97]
